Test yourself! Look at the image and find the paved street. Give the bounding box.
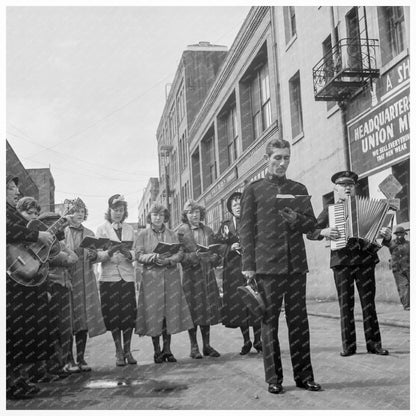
[7,307,410,410]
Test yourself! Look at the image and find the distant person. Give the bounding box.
[240,138,321,394]
[307,170,391,357]
[386,226,410,310]
[215,191,262,355]
[96,194,137,366]
[6,178,54,399]
[177,200,222,359]
[65,198,106,372]
[135,203,193,363]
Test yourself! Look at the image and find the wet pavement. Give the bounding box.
[6,300,411,410]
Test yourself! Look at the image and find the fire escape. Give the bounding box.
[312,7,380,102]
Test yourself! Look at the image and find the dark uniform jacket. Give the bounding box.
[386,238,410,273]
[306,204,381,268]
[240,174,316,275]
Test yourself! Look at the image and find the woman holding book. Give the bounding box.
[135,203,193,363]
[177,199,222,359]
[215,192,262,355]
[65,198,106,372]
[96,194,137,366]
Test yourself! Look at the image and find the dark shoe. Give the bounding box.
[268,383,284,394]
[404,306,410,311]
[340,349,356,357]
[296,379,322,391]
[116,352,126,366]
[124,352,137,365]
[78,359,92,372]
[190,346,203,359]
[50,369,71,379]
[367,346,389,355]
[163,352,177,362]
[253,341,263,353]
[240,341,252,355]
[36,372,61,383]
[7,380,40,400]
[154,352,164,364]
[203,346,221,357]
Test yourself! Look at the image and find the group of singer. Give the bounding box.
[7,137,396,400]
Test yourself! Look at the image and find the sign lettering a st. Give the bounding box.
[348,87,410,177]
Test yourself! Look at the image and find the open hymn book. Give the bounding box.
[275,194,311,214]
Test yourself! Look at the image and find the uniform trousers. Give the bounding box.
[332,264,381,352]
[392,269,410,309]
[257,273,314,385]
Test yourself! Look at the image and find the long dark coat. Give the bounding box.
[177,222,222,326]
[215,218,261,328]
[65,225,106,337]
[6,202,52,365]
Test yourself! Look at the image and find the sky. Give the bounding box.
[6,4,250,232]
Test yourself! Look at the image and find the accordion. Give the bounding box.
[328,195,393,251]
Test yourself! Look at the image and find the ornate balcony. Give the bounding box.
[312,38,380,101]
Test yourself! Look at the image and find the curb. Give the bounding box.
[308,311,410,329]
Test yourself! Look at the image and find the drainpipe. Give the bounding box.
[330,6,351,170]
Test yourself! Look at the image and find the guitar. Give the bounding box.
[6,200,79,287]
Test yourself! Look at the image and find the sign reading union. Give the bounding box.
[348,86,410,177]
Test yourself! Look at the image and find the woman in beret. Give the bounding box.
[95,194,137,366]
[215,192,262,355]
[135,203,193,363]
[177,199,222,359]
[65,198,106,372]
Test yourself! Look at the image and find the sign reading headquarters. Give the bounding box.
[347,57,410,177]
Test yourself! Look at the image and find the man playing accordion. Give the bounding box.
[307,170,391,357]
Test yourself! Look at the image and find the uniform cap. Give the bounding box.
[394,226,407,235]
[331,170,358,185]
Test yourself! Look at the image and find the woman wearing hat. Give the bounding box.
[135,203,193,363]
[96,194,138,366]
[6,178,54,399]
[177,199,222,359]
[215,192,262,355]
[65,198,106,372]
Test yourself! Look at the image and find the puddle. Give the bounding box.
[84,378,188,394]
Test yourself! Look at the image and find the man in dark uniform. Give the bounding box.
[386,225,410,310]
[240,138,321,394]
[307,170,391,357]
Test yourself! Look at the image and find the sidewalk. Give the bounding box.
[306,299,410,328]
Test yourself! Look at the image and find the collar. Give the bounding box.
[112,222,122,231]
[265,172,287,185]
[152,224,165,234]
[190,223,200,230]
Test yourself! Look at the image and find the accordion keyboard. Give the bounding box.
[328,203,347,250]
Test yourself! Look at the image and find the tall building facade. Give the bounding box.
[26,168,55,213]
[137,177,159,228]
[147,6,410,302]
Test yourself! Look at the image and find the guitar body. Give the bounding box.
[6,219,59,287]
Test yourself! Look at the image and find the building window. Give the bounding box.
[168,106,177,140]
[226,107,240,164]
[289,71,303,140]
[177,86,185,123]
[284,6,297,44]
[378,6,406,66]
[250,64,272,140]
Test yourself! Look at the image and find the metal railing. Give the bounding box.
[313,38,379,100]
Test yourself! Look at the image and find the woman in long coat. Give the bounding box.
[96,194,137,366]
[177,199,222,359]
[135,203,193,363]
[215,192,262,355]
[65,198,106,371]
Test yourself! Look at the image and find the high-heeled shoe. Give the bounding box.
[240,341,252,355]
[163,352,177,362]
[190,346,202,359]
[202,346,221,357]
[124,351,137,365]
[253,341,263,353]
[154,352,164,364]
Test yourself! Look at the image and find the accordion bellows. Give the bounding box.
[328,195,391,251]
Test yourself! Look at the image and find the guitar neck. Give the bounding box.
[47,216,67,236]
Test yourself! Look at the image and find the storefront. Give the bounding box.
[347,55,410,226]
